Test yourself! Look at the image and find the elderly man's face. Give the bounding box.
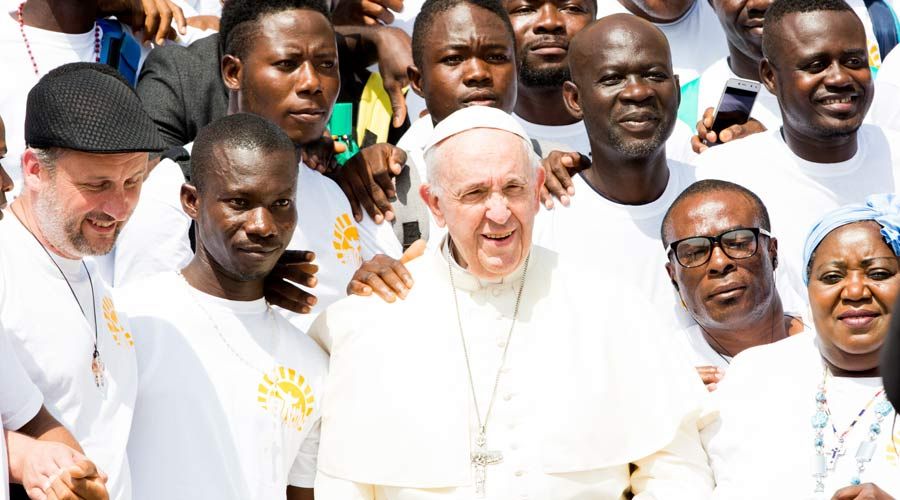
[422,128,543,280]
[664,190,777,330]
[27,149,147,258]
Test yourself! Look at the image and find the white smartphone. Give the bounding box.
[709,78,761,145]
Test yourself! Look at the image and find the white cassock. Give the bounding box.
[309,239,715,499]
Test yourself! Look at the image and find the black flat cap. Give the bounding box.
[25,62,167,153]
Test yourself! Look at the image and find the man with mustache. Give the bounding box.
[533,14,698,325]
[119,113,328,500]
[693,0,900,297]
[0,62,169,500]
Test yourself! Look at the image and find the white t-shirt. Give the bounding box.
[595,0,727,90]
[533,160,697,327]
[692,125,900,296]
[703,331,900,499]
[1,317,44,500]
[0,212,137,500]
[695,56,782,132]
[118,272,328,499]
[513,113,697,163]
[869,48,900,131]
[676,313,808,369]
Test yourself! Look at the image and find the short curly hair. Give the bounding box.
[412,0,515,70]
[762,0,857,64]
[220,0,332,59]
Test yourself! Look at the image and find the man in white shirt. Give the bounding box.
[535,14,696,326]
[119,113,327,500]
[693,0,900,295]
[660,179,807,389]
[0,63,168,500]
[310,105,712,500]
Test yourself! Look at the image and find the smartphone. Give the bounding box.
[709,78,761,145]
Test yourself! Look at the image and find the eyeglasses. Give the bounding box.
[668,227,772,268]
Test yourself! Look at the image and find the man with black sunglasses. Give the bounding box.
[661,179,807,390]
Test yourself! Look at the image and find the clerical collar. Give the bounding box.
[440,235,529,292]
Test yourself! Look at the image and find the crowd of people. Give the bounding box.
[1,0,899,498]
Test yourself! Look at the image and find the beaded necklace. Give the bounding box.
[811,367,894,494]
[17,2,101,76]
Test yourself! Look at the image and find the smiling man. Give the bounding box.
[533,14,699,326]
[694,0,900,296]
[0,62,168,500]
[309,106,713,500]
[118,114,328,500]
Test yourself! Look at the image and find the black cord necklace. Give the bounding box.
[12,207,105,388]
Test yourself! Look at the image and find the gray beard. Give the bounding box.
[33,189,117,257]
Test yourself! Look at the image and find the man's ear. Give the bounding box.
[769,236,779,269]
[419,184,446,227]
[408,65,425,99]
[562,81,584,121]
[21,149,48,193]
[760,58,777,95]
[665,261,678,289]
[181,183,201,222]
[533,166,546,206]
[221,54,243,91]
[674,73,682,109]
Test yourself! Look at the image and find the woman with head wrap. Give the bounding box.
[702,193,900,500]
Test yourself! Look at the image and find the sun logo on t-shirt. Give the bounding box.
[332,213,362,266]
[102,296,133,347]
[887,424,900,466]
[869,42,882,70]
[257,366,315,432]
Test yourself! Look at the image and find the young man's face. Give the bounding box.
[412,4,517,123]
[710,0,772,62]
[229,9,340,145]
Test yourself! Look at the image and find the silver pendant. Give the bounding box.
[471,432,503,497]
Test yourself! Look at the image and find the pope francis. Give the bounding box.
[309,107,714,499]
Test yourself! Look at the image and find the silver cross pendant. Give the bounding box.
[471,432,503,497]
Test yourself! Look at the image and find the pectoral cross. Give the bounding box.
[828,438,846,470]
[471,432,503,497]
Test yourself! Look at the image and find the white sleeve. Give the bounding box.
[313,469,376,500]
[114,159,193,286]
[288,418,321,488]
[0,324,43,431]
[630,411,715,499]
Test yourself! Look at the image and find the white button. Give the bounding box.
[503,394,513,401]
[515,470,525,477]
[491,287,502,297]
[497,340,507,348]
[510,442,519,450]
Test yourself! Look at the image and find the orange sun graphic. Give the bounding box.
[332,213,362,265]
[257,366,315,432]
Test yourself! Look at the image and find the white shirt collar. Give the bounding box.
[440,234,529,292]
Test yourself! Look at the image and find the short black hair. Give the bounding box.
[660,180,771,246]
[220,0,332,59]
[412,0,515,69]
[191,113,296,193]
[762,0,857,64]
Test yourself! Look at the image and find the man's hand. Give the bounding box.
[696,366,725,392]
[45,460,109,500]
[347,239,425,302]
[691,107,767,154]
[98,0,188,45]
[185,15,219,32]
[540,151,590,209]
[832,484,895,500]
[264,250,319,314]
[302,132,346,174]
[332,143,406,223]
[332,0,405,26]
[373,27,413,127]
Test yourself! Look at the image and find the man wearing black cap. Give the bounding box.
[0,62,167,500]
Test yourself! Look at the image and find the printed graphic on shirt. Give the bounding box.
[102,296,134,347]
[870,41,882,69]
[257,366,316,431]
[332,213,362,266]
[887,425,900,466]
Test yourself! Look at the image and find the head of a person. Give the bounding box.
[421,107,544,280]
[618,0,696,23]
[502,0,596,91]
[20,63,166,259]
[183,114,299,282]
[661,180,777,330]
[564,15,679,161]
[221,0,338,146]
[0,115,12,215]
[410,0,518,123]
[760,0,871,142]
[709,0,772,64]
[803,194,900,374]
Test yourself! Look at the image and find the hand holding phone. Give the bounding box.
[707,78,761,145]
